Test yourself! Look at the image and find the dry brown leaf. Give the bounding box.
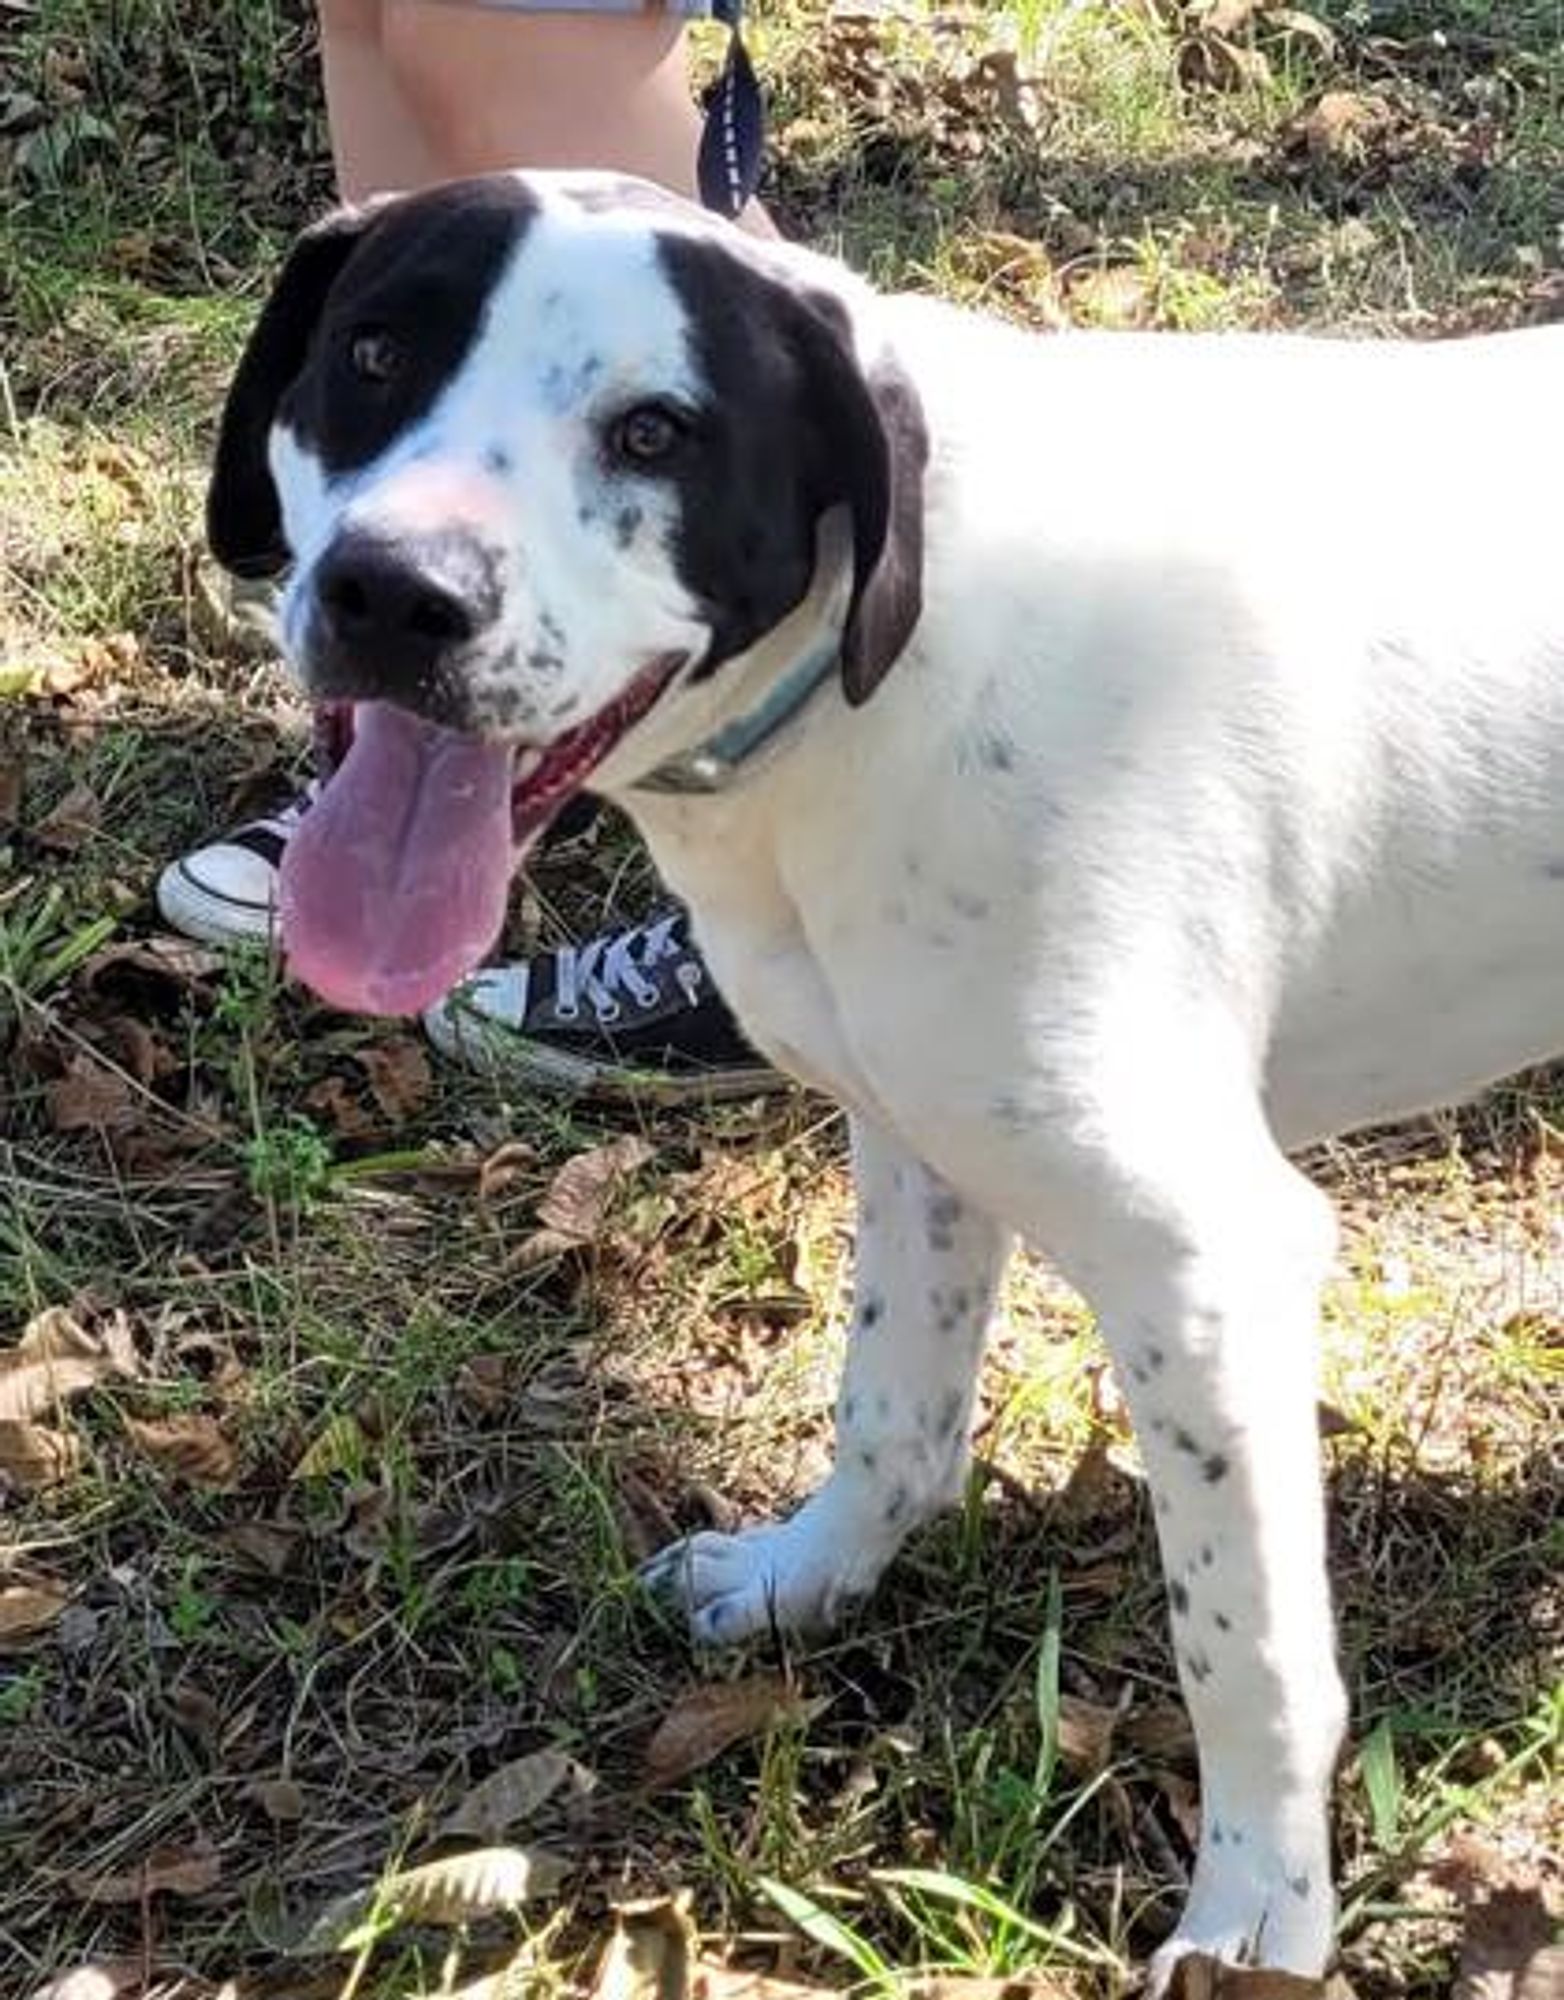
[589,1896,697,2000]
[0,757,22,828]
[67,1838,222,1906]
[0,1578,71,1648]
[1154,1767,1203,1846]
[19,1304,103,1360]
[0,1419,83,1488]
[537,1135,656,1242]
[221,1519,304,1576]
[1300,90,1388,163]
[1055,1692,1120,1776]
[644,1674,802,1790]
[440,1747,594,1842]
[355,1037,433,1124]
[906,1978,1081,2000]
[1197,0,1262,32]
[1164,1957,1330,2000]
[80,934,224,991]
[0,1307,115,1421]
[46,1053,138,1134]
[1455,1889,1564,2000]
[248,1776,306,1824]
[477,1137,538,1203]
[302,1073,378,1141]
[123,1411,238,1489]
[31,780,101,852]
[456,1352,514,1417]
[296,1846,567,1953]
[1121,1701,1196,1760]
[697,1971,832,2000]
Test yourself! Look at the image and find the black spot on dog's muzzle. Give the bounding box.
[309,527,503,711]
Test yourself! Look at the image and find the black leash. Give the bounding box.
[697,0,765,218]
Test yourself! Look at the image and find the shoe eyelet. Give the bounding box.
[594,1000,622,1026]
[555,1001,580,1023]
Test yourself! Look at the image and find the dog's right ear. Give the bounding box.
[206,204,382,579]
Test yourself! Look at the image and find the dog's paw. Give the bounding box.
[1148,1849,1335,1995]
[641,1514,884,1645]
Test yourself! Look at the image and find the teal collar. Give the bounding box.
[631,633,840,796]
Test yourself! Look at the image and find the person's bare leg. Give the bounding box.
[317,0,439,198]
[319,0,774,232]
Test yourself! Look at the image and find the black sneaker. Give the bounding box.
[421,907,786,1104]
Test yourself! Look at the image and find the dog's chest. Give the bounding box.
[628,757,1035,1135]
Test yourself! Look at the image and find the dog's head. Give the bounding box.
[208,171,926,1016]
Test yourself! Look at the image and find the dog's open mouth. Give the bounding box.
[280,654,685,1018]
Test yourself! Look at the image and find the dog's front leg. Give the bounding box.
[1055,1127,1346,1981]
[644,1116,1009,1645]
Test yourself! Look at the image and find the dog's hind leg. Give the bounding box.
[1027,1077,1345,1980]
[642,1115,1009,1644]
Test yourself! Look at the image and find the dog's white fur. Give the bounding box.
[631,291,1564,1978]
[262,176,1564,1978]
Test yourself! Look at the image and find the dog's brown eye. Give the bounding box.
[612,403,685,466]
[349,328,402,383]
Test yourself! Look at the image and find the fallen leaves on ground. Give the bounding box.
[1055,1692,1122,1777]
[590,1897,851,2000]
[1164,1959,1343,2000]
[644,1675,804,1790]
[247,1777,306,1825]
[439,1746,595,1843]
[907,1979,1083,2000]
[0,1419,83,1488]
[536,1135,656,1243]
[294,1846,568,1954]
[353,1036,433,1125]
[1296,89,1391,164]
[66,1838,222,1906]
[123,1410,238,1489]
[0,1576,72,1647]
[1438,1845,1564,2000]
[0,1305,119,1419]
[30,779,101,852]
[45,1051,138,1133]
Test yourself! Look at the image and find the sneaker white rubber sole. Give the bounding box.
[423,973,786,1104]
[154,856,279,946]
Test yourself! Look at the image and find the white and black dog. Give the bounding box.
[206,171,1564,1981]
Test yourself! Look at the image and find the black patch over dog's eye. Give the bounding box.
[349,326,403,383]
[609,401,688,467]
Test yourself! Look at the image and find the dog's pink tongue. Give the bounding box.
[280,702,514,1017]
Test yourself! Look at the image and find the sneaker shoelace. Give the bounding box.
[257,782,319,838]
[553,913,700,1027]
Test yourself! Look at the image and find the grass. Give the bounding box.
[1,0,1561,1995]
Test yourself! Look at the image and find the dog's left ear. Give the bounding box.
[206,202,385,579]
[790,297,929,706]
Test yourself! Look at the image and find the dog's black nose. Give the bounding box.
[312,530,498,695]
